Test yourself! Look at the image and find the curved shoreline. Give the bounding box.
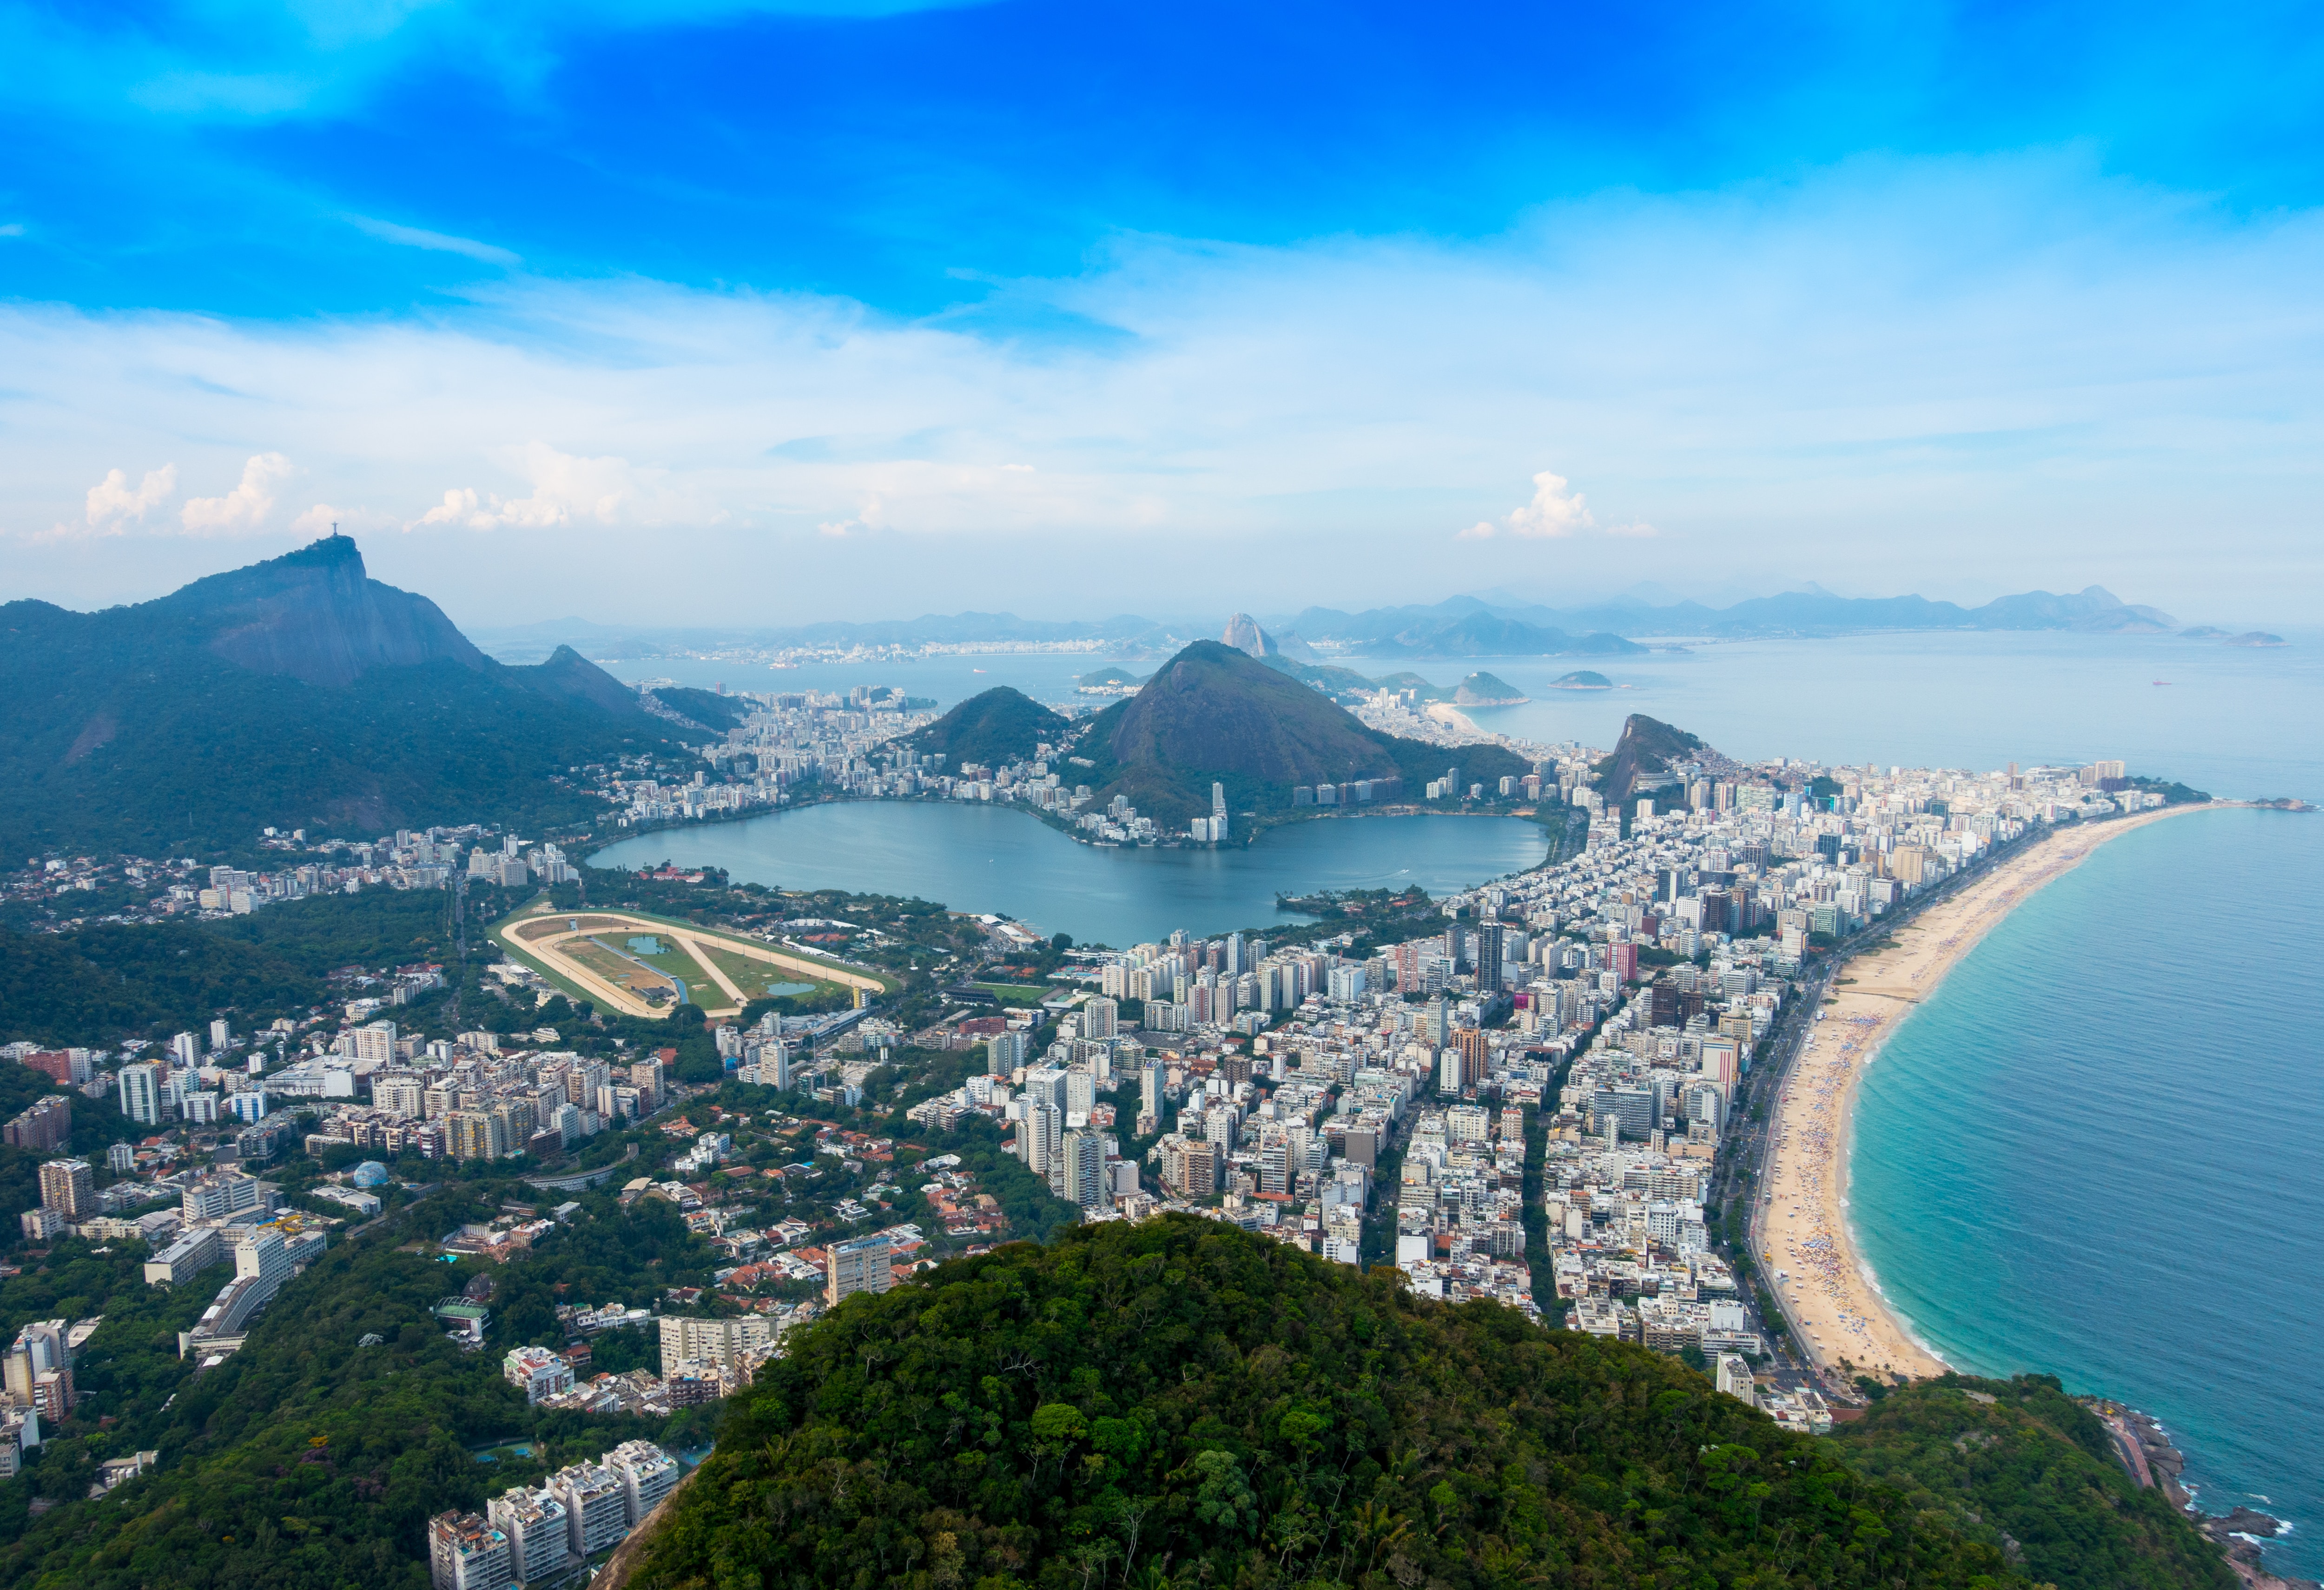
[1761,802,2225,1381]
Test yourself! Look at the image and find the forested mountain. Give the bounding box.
[630,1216,2025,1590]
[1830,1376,2236,1590]
[0,537,696,855]
[1073,642,1530,828]
[906,687,1073,768]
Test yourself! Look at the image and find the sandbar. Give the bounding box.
[1757,803,2219,1381]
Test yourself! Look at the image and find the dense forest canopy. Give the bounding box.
[635,1216,2023,1590]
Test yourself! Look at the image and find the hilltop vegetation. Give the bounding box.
[907,687,1073,768]
[649,685,753,733]
[1829,1376,2235,1590]
[0,1186,721,1590]
[633,1216,2021,1590]
[1452,671,1525,705]
[0,887,512,1049]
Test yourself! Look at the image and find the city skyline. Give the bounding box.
[2,3,2320,623]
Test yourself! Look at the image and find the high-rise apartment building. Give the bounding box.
[485,1486,568,1586]
[428,1512,513,1590]
[607,1439,679,1524]
[656,1314,772,1375]
[1059,1129,1107,1211]
[118,1063,163,1127]
[826,1234,894,1305]
[374,1072,426,1118]
[36,1160,92,1222]
[1475,923,1505,993]
[3,1097,72,1154]
[549,1461,629,1557]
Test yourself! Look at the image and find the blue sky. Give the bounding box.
[3,0,2320,624]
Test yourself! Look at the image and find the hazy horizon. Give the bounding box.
[4,3,2320,627]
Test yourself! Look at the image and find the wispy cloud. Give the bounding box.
[344,214,520,267]
[2,152,2320,618]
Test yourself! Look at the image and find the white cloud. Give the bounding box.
[343,214,520,267]
[180,453,292,535]
[416,488,482,527]
[1461,471,1659,540]
[1,149,2320,620]
[84,464,177,533]
[1467,470,1593,539]
[412,444,645,530]
[0,224,24,238]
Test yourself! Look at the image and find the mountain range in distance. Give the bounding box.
[468,580,2269,664]
[1084,623,1532,711]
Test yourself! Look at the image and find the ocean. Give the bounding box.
[583,624,2324,1562]
[1850,808,2324,1575]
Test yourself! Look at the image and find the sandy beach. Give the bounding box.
[1758,803,2218,1381]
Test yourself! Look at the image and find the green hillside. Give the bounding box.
[631,1216,2022,1590]
[0,887,501,1048]
[649,685,753,733]
[0,1185,722,1590]
[0,538,695,857]
[1077,643,1528,827]
[1830,1376,2234,1590]
[907,686,1072,767]
[1453,671,1525,704]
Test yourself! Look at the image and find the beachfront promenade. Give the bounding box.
[1752,803,2218,1383]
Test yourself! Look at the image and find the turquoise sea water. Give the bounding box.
[1852,808,2324,1573]
[591,802,1548,947]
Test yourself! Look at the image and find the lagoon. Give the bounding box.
[590,802,1548,947]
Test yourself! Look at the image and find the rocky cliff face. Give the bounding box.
[155,534,486,688]
[1594,712,1707,810]
[1220,612,1279,658]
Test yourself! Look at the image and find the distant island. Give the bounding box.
[1547,669,1614,690]
[2225,631,2288,648]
